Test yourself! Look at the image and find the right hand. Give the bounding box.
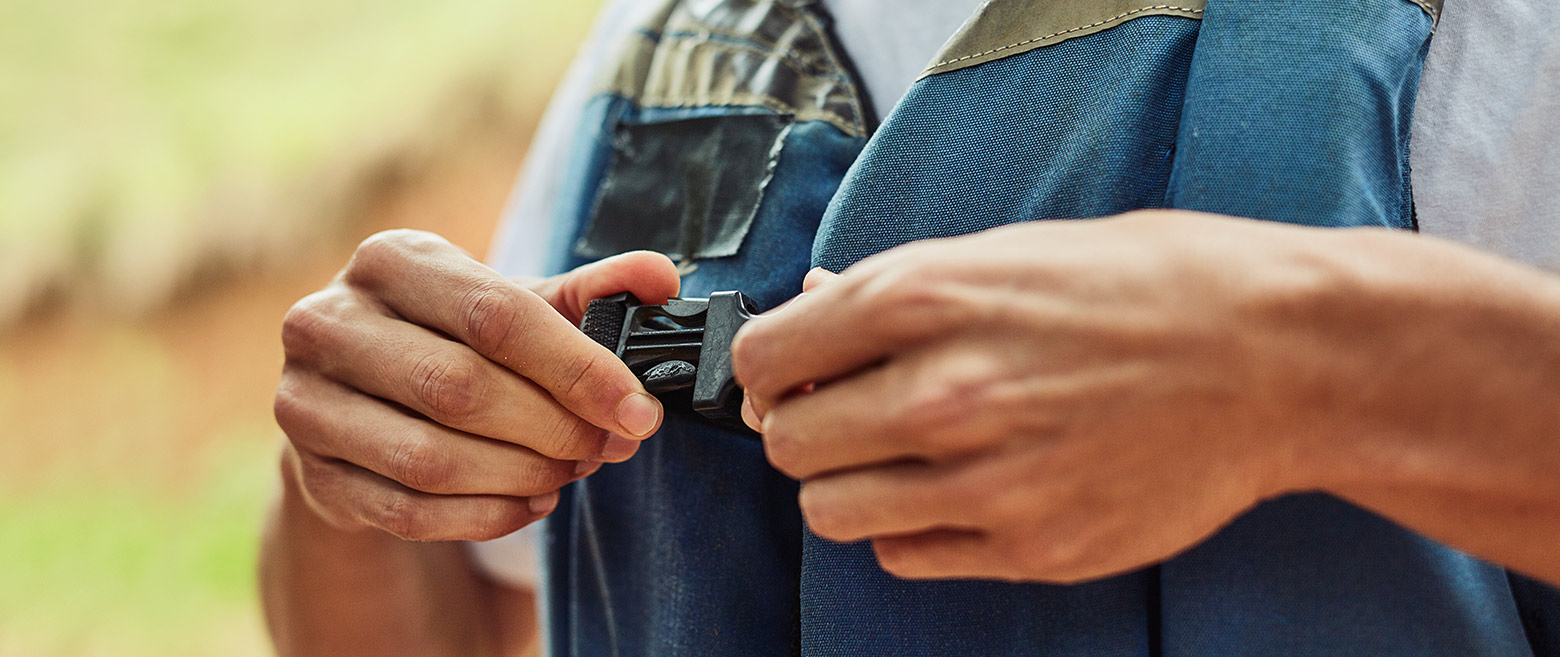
[274,229,680,542]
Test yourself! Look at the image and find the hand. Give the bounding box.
[274,229,679,542]
[734,211,1356,583]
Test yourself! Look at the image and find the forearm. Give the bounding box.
[1296,228,1560,585]
[260,451,506,657]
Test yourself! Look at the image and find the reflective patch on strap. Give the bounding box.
[597,0,869,138]
[574,114,792,261]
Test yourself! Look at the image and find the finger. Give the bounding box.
[760,363,913,478]
[527,250,681,323]
[733,284,891,400]
[733,260,985,403]
[761,346,1014,479]
[293,451,558,542]
[741,393,761,432]
[344,231,666,438]
[800,461,981,543]
[285,306,640,462]
[872,529,1002,580]
[745,379,812,431]
[801,267,840,292]
[276,369,601,496]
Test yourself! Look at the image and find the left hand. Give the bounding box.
[733,210,1358,583]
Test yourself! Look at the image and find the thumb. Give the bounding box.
[530,251,681,324]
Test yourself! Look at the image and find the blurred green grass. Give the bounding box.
[0,438,274,657]
[0,0,599,322]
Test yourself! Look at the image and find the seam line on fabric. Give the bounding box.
[631,95,861,137]
[928,5,1205,69]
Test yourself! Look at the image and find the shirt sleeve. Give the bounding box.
[468,522,543,589]
[1411,0,1560,273]
[485,0,663,278]
[469,0,660,588]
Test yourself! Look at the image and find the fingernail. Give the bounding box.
[528,491,560,515]
[741,396,762,432]
[615,393,662,438]
[574,460,601,477]
[600,435,640,462]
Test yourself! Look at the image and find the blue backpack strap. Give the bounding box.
[1151,3,1533,653]
[812,7,1205,272]
[1163,0,1436,229]
[1511,571,1560,656]
[806,5,1200,655]
[806,0,1544,654]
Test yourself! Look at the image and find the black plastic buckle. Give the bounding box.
[579,291,757,435]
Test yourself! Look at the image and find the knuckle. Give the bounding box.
[1012,537,1069,580]
[902,385,983,451]
[895,281,967,334]
[536,413,606,460]
[388,431,454,493]
[987,483,1039,526]
[900,363,1011,456]
[467,501,532,542]
[293,451,336,493]
[360,228,430,258]
[553,350,609,404]
[872,263,933,302]
[728,328,763,387]
[514,458,575,496]
[760,417,805,478]
[289,459,351,530]
[856,270,962,342]
[375,489,428,540]
[410,353,485,422]
[461,283,524,357]
[271,378,310,436]
[346,230,423,285]
[280,293,336,358]
[798,487,845,539]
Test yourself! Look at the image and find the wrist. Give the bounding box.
[1279,228,1560,497]
[263,446,497,657]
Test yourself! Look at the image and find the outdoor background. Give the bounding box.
[0,1,602,654]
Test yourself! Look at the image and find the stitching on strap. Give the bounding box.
[633,93,863,137]
[1405,0,1440,26]
[929,5,1204,69]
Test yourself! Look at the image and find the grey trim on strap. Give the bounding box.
[919,0,1440,80]
[920,0,1207,79]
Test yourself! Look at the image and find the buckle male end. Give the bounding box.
[579,291,757,434]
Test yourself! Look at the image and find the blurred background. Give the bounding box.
[0,1,602,654]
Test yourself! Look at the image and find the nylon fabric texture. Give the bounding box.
[806,0,1549,654]
[812,15,1197,273]
[803,16,1202,654]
